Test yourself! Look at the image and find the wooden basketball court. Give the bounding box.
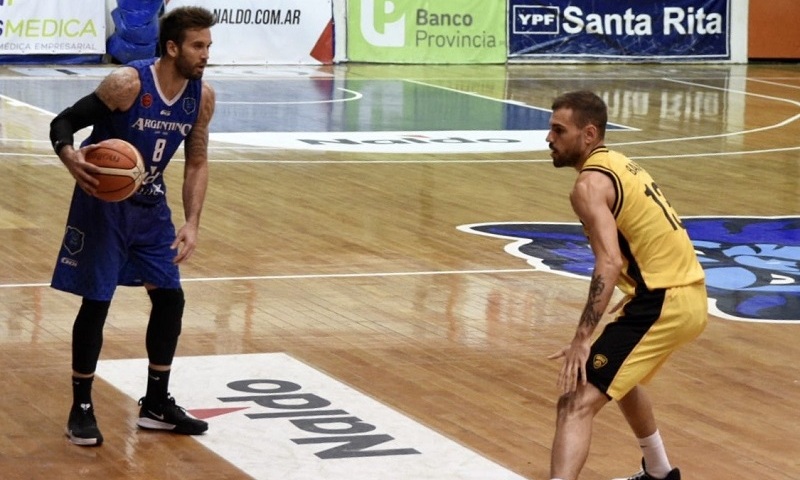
[0,62,798,479]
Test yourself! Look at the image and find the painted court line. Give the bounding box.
[0,268,536,289]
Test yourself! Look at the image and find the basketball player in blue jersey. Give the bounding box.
[48,6,216,447]
[544,91,707,480]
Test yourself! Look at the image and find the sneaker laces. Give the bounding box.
[68,404,100,440]
[139,394,190,417]
[72,404,97,424]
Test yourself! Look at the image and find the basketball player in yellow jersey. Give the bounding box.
[544,91,707,480]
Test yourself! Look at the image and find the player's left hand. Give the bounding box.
[172,223,198,264]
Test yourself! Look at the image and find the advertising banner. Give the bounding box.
[348,0,506,63]
[0,0,105,55]
[509,0,730,60]
[166,0,334,65]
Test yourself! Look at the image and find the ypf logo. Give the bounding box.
[513,5,559,35]
[360,0,405,47]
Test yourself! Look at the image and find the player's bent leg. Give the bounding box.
[135,287,206,434]
[550,382,610,480]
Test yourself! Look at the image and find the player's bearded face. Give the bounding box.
[547,109,584,168]
[175,29,211,80]
[176,50,203,80]
[550,137,583,168]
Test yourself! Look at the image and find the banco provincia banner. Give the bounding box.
[348,0,506,64]
[509,0,730,61]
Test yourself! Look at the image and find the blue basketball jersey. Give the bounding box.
[53,58,203,300]
[85,58,202,204]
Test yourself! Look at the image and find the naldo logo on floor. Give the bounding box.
[97,353,525,480]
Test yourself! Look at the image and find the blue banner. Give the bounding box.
[508,0,730,60]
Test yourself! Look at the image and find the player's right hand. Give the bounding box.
[63,145,101,195]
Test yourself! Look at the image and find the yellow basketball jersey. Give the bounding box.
[581,147,705,294]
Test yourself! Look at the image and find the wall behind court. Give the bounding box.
[3,0,797,65]
[747,0,800,59]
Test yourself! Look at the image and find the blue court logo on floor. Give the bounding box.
[459,216,800,323]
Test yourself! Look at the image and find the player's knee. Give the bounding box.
[147,288,184,338]
[556,393,594,424]
[556,386,608,422]
[556,392,578,415]
[74,298,111,329]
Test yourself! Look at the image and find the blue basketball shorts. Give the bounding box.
[51,188,181,301]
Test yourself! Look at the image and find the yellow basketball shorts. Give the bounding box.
[587,281,708,401]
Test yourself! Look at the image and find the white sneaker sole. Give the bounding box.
[65,428,102,446]
[137,417,177,431]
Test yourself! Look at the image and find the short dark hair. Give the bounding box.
[551,90,607,138]
[158,6,216,55]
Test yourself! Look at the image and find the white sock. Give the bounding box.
[639,430,671,478]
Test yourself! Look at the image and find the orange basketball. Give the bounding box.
[83,138,145,202]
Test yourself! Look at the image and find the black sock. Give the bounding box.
[146,368,171,404]
[72,376,94,408]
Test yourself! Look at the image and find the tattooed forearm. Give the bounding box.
[579,273,605,329]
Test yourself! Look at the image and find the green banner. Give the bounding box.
[347,0,506,63]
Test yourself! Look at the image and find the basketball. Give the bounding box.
[83,138,145,202]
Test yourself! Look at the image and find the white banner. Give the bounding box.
[0,0,106,55]
[166,0,334,65]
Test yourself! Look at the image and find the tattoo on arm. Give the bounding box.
[579,273,605,329]
[184,128,208,160]
[185,86,214,162]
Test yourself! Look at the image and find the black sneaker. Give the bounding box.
[136,395,208,435]
[66,403,104,446]
[613,458,681,480]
